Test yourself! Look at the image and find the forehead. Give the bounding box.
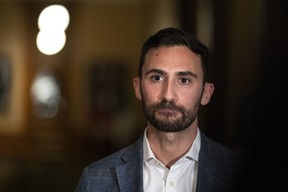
[143,46,203,76]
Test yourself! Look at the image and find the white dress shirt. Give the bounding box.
[143,128,201,192]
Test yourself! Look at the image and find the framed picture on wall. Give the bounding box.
[0,56,11,114]
[0,55,24,135]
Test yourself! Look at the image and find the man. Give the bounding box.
[75,27,247,192]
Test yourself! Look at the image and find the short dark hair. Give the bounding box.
[138,27,211,82]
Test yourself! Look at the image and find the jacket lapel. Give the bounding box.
[115,136,144,192]
[196,131,222,192]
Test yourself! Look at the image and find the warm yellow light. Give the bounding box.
[38,5,70,31]
[36,4,70,55]
[31,71,61,119]
[31,74,60,103]
[36,30,66,55]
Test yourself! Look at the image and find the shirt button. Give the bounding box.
[169,181,174,187]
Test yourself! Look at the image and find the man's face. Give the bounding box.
[133,46,214,132]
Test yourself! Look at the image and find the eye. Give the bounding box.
[151,75,163,82]
[179,78,191,84]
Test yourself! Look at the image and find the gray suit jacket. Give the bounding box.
[75,130,248,192]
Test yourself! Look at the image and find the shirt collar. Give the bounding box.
[143,128,156,162]
[143,127,201,163]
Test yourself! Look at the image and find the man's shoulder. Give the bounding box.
[85,136,143,171]
[198,131,250,191]
[200,130,248,164]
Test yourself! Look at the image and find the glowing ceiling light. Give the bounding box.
[31,73,60,104]
[36,30,66,55]
[38,5,70,31]
[31,71,61,119]
[36,4,70,55]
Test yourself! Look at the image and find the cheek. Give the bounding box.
[141,84,160,103]
[180,89,203,107]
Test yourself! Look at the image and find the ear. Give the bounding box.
[133,77,142,100]
[201,82,214,105]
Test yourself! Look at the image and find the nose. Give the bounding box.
[161,80,177,102]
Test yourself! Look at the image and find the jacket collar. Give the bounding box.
[196,130,225,192]
[116,135,144,192]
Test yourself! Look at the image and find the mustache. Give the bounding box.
[152,100,182,111]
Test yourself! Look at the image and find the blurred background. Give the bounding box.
[0,0,287,191]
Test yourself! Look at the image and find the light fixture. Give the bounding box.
[36,4,70,55]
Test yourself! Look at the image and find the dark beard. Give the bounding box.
[142,99,200,132]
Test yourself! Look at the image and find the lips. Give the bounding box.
[157,108,178,116]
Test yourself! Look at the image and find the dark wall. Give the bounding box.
[249,1,288,191]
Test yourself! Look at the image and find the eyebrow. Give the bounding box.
[145,69,166,76]
[176,71,198,78]
[145,68,198,78]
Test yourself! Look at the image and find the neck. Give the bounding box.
[147,124,198,168]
